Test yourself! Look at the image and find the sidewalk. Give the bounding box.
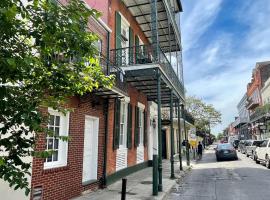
[73,158,192,200]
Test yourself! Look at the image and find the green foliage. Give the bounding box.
[0,0,113,195]
[216,133,224,140]
[185,96,222,131]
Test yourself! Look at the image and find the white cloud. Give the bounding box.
[181,0,223,51]
[181,0,270,134]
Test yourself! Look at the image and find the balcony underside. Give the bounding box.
[122,65,184,106]
[94,86,129,99]
[123,0,182,52]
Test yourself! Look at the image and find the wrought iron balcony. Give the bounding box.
[250,104,270,122]
[110,44,185,97]
[94,56,128,97]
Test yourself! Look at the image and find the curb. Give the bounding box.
[161,166,192,200]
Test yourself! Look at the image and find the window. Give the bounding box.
[44,108,69,169]
[94,39,102,59]
[119,101,128,148]
[138,108,144,145]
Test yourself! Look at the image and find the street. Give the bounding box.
[166,145,270,200]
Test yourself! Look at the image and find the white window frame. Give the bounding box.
[44,108,70,169]
[119,97,130,149]
[137,102,145,146]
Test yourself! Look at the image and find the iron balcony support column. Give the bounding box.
[152,154,158,195]
[151,0,159,62]
[168,17,172,64]
[157,70,163,191]
[170,90,175,178]
[177,100,183,170]
[181,104,190,166]
[176,51,179,77]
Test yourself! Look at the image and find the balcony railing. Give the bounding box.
[110,44,185,96]
[250,104,270,122]
[161,108,195,125]
[99,56,127,94]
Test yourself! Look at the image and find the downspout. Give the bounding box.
[102,29,111,188]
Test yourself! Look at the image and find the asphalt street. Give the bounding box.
[166,145,270,200]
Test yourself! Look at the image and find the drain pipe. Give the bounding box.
[102,98,109,187]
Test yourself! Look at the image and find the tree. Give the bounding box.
[185,96,222,131]
[0,0,114,195]
[217,133,224,140]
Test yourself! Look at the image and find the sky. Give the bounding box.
[180,0,270,134]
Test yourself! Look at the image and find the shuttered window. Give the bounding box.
[129,27,134,64]
[135,35,139,64]
[138,108,144,145]
[119,101,128,147]
[134,106,139,147]
[127,103,133,149]
[143,110,147,146]
[113,98,121,150]
[115,11,122,66]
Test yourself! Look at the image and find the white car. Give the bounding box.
[254,139,270,168]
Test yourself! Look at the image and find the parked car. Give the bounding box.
[254,139,270,169]
[246,140,263,158]
[238,140,246,153]
[215,143,238,161]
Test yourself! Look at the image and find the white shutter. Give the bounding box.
[136,146,144,164]
[116,148,127,171]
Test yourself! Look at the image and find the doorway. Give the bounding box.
[82,116,99,183]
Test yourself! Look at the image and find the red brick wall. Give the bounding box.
[108,0,150,50]
[84,0,109,24]
[31,95,106,200]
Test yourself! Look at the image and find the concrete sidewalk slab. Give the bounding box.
[73,159,192,200]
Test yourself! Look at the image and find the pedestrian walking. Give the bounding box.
[197,141,203,160]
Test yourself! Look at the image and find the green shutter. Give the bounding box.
[129,27,134,64]
[143,110,147,147]
[127,103,133,149]
[134,106,139,147]
[115,12,122,66]
[113,98,121,150]
[135,35,139,64]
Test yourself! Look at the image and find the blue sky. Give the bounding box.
[180,0,270,134]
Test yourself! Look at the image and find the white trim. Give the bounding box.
[122,96,130,103]
[44,108,70,169]
[119,12,130,27]
[137,102,145,110]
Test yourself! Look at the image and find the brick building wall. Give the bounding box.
[31,95,106,200]
[108,0,150,49]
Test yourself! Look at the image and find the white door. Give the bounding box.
[82,116,99,183]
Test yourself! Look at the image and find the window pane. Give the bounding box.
[55,116,60,126]
[48,139,53,149]
[53,151,58,161]
[49,115,55,126]
[54,127,60,136]
[47,155,52,162]
[54,139,59,149]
